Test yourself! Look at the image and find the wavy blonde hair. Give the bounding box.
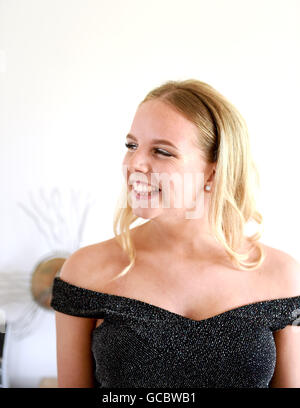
[111,79,265,281]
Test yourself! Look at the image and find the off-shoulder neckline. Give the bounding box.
[53,276,300,324]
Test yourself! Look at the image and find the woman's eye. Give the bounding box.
[125,143,172,157]
[154,148,172,157]
[125,142,136,150]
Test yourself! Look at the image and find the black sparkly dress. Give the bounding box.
[50,276,300,388]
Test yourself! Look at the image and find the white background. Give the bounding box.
[0,0,299,387]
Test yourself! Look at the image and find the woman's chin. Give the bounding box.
[131,206,162,219]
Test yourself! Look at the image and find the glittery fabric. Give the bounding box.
[50,276,300,388]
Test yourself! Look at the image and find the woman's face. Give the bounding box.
[122,99,215,220]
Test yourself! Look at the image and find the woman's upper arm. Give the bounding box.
[269,253,300,388]
[269,325,300,387]
[53,247,100,388]
[55,310,96,388]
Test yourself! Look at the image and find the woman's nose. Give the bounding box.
[126,150,150,174]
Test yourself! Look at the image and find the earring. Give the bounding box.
[204,184,211,192]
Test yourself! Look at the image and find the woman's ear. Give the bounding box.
[206,165,216,183]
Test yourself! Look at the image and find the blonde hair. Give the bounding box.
[112,79,265,281]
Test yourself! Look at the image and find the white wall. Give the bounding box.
[1,0,299,387]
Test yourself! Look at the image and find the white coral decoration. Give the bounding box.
[17,187,95,254]
[0,188,95,339]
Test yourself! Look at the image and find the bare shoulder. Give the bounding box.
[59,236,129,289]
[259,242,300,298]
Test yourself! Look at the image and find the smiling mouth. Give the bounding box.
[130,181,162,193]
[130,183,162,200]
[132,190,161,200]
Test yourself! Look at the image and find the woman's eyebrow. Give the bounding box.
[126,133,179,151]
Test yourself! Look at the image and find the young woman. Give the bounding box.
[51,79,300,388]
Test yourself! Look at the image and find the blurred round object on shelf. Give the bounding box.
[31,253,69,309]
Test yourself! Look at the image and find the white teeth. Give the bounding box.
[132,182,160,193]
